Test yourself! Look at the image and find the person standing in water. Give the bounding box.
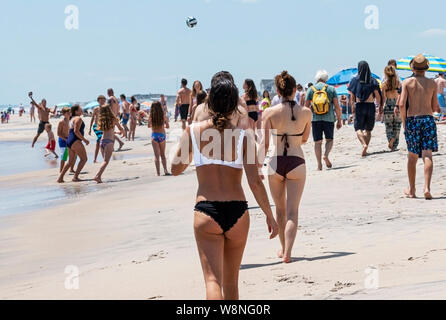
[29,92,56,148]
[261,71,312,263]
[399,54,439,200]
[57,105,90,183]
[57,107,73,173]
[171,72,278,300]
[107,88,125,150]
[89,95,107,163]
[176,79,192,130]
[94,105,125,184]
[148,101,170,176]
[382,65,402,151]
[348,61,382,157]
[30,102,36,123]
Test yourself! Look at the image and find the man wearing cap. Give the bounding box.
[399,54,439,200]
[434,73,446,114]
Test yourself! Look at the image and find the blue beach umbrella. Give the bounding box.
[334,84,350,96]
[397,54,446,73]
[83,101,99,111]
[56,102,72,108]
[327,68,381,86]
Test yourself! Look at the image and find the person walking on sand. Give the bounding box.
[399,54,440,200]
[305,70,342,170]
[129,96,138,141]
[89,95,106,163]
[176,79,192,130]
[29,92,56,148]
[382,65,402,151]
[107,88,125,150]
[261,71,312,263]
[93,105,125,184]
[348,61,382,157]
[435,72,446,114]
[57,107,73,173]
[148,101,171,176]
[120,94,131,139]
[57,105,90,183]
[171,72,278,300]
[241,79,260,131]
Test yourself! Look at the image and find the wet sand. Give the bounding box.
[0,115,445,300]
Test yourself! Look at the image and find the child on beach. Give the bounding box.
[44,123,58,158]
[93,105,125,184]
[148,101,170,176]
[57,108,71,172]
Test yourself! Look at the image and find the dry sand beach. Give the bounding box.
[0,115,445,300]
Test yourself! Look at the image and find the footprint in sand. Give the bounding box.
[132,250,168,265]
[330,281,355,292]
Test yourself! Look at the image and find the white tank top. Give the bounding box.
[190,123,245,170]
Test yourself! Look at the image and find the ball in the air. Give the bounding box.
[186,17,198,28]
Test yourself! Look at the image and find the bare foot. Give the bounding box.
[283,256,292,264]
[362,145,368,157]
[388,138,395,150]
[44,153,49,158]
[317,164,323,171]
[118,142,124,151]
[72,177,83,182]
[323,156,333,168]
[57,179,65,184]
[277,249,284,259]
[424,191,433,200]
[404,189,416,199]
[164,173,172,176]
[94,177,103,184]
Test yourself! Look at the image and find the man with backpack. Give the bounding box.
[305,70,343,170]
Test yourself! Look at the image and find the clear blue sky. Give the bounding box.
[1,0,445,104]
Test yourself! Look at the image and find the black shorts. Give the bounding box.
[354,102,376,131]
[312,121,334,142]
[180,104,189,121]
[37,121,49,134]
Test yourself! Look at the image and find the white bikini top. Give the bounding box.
[190,123,245,170]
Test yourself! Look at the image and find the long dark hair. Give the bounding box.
[150,101,164,128]
[244,79,258,101]
[71,104,81,118]
[208,74,239,132]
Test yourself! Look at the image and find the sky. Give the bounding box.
[1,0,445,105]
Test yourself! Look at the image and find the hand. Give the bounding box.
[89,130,92,136]
[394,107,400,117]
[28,92,33,98]
[336,119,343,129]
[84,139,90,146]
[266,215,279,239]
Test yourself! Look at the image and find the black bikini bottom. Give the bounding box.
[248,111,259,122]
[272,156,306,178]
[195,201,248,233]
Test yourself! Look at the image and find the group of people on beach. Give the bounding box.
[23,53,443,300]
[168,54,442,300]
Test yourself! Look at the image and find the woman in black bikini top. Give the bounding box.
[242,79,260,124]
[261,71,312,264]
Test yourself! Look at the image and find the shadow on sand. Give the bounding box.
[240,251,356,270]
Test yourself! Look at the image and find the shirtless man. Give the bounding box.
[176,79,191,130]
[399,54,439,200]
[120,94,131,139]
[89,95,107,163]
[29,92,57,148]
[107,88,125,150]
[57,107,74,173]
[434,73,446,114]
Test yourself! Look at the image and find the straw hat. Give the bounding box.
[410,54,430,71]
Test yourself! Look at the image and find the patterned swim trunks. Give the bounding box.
[93,123,103,143]
[404,115,438,158]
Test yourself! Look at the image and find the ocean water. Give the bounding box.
[0,141,148,177]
